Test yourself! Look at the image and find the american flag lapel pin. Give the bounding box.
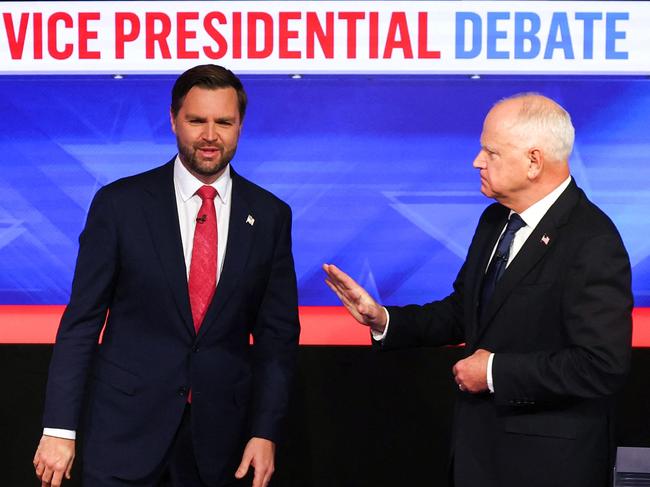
[541,234,550,246]
[246,215,255,226]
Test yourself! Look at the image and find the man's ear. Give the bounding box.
[527,148,543,180]
[170,109,177,134]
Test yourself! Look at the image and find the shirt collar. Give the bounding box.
[515,175,572,230]
[173,156,231,204]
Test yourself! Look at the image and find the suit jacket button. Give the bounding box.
[178,387,187,397]
[192,346,200,353]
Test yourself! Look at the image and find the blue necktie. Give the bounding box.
[480,213,526,309]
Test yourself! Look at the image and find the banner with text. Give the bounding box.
[1,1,649,74]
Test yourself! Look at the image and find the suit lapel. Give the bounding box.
[466,207,509,344]
[477,181,581,338]
[142,160,195,337]
[197,171,255,340]
[480,223,557,328]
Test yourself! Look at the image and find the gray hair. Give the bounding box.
[497,92,575,162]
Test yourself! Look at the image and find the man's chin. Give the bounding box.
[479,180,495,196]
[178,150,233,180]
[194,160,229,177]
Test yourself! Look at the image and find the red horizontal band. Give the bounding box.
[1,305,649,347]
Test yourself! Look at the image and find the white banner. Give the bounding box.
[0,1,648,74]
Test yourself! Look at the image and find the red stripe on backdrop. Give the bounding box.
[0,305,649,346]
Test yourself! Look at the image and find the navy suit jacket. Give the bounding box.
[384,180,632,487]
[43,160,300,484]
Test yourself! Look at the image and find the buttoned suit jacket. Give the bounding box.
[43,160,300,484]
[384,180,632,487]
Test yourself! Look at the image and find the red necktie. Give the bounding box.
[188,185,218,333]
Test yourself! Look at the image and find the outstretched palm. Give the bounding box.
[323,263,386,332]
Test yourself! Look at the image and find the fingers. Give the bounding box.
[324,263,388,329]
[322,263,353,288]
[41,466,54,484]
[452,351,489,394]
[325,279,359,315]
[51,469,65,487]
[34,458,45,479]
[325,277,368,325]
[34,436,75,487]
[324,273,363,304]
[323,264,365,301]
[234,452,251,479]
[35,459,65,487]
[323,264,369,301]
[236,438,275,487]
[324,278,355,308]
[453,358,473,392]
[252,460,274,487]
[325,278,367,316]
[34,453,49,483]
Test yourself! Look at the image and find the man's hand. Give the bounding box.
[33,435,75,487]
[235,437,275,487]
[452,349,491,393]
[323,263,387,334]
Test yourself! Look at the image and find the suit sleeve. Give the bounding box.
[250,204,300,442]
[492,233,633,405]
[42,186,118,430]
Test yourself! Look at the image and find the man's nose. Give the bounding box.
[473,151,486,169]
[203,123,219,142]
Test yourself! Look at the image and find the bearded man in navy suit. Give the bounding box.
[324,93,632,487]
[33,64,300,487]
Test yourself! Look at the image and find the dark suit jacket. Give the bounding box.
[384,180,632,487]
[43,160,300,484]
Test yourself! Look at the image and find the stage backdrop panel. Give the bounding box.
[0,75,649,342]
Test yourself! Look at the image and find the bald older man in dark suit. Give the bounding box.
[325,93,632,487]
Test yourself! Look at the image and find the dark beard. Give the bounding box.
[177,139,236,178]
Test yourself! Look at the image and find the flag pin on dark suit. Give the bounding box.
[541,234,550,245]
[246,215,255,226]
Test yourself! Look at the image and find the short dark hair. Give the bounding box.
[171,64,247,120]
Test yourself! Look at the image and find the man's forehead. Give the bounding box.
[183,85,237,102]
[483,104,522,141]
[179,87,239,115]
[487,99,521,124]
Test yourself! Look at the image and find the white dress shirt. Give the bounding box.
[174,156,232,282]
[375,176,573,394]
[44,157,233,440]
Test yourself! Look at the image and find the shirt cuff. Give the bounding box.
[487,353,495,393]
[43,428,76,440]
[370,307,390,341]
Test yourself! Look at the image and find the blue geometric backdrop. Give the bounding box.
[0,75,649,306]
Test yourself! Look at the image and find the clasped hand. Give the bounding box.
[452,349,491,393]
